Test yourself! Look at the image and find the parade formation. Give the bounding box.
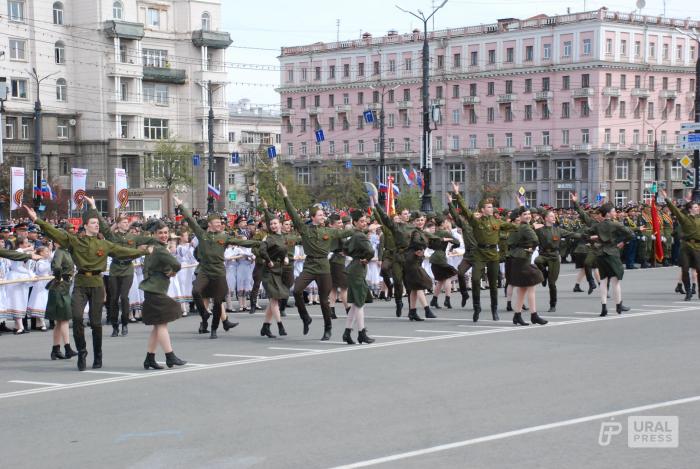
[0,183,693,374]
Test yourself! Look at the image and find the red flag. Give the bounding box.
[386,176,396,216]
[650,197,663,263]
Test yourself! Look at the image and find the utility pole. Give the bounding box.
[206,80,215,213]
[28,68,57,210]
[397,0,448,213]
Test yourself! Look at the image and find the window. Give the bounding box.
[487,107,495,123]
[649,42,656,58]
[314,67,321,80]
[483,162,500,183]
[447,163,465,183]
[649,76,655,90]
[54,41,65,64]
[403,138,411,152]
[556,160,575,180]
[143,83,169,105]
[563,41,572,58]
[4,117,14,139]
[470,51,478,66]
[542,77,550,91]
[621,40,627,55]
[358,63,364,76]
[487,82,494,96]
[469,134,477,148]
[435,137,443,151]
[453,53,461,68]
[57,119,69,139]
[296,167,310,185]
[143,49,168,67]
[518,161,537,182]
[287,69,294,82]
[113,1,123,19]
[373,61,380,75]
[315,142,321,156]
[663,43,669,60]
[404,58,412,72]
[403,88,410,101]
[620,74,627,89]
[581,73,590,88]
[488,50,495,64]
[452,85,460,98]
[201,12,210,31]
[584,38,593,55]
[143,118,168,139]
[542,131,550,145]
[524,132,532,147]
[505,133,513,147]
[605,73,612,87]
[561,129,569,145]
[505,80,513,94]
[556,191,572,208]
[562,75,570,90]
[387,138,395,152]
[300,118,307,132]
[300,142,307,156]
[147,8,160,27]
[452,109,460,125]
[120,120,128,138]
[643,160,655,181]
[53,2,63,25]
[389,60,396,72]
[287,143,293,156]
[605,38,612,54]
[619,129,626,145]
[387,114,394,128]
[8,0,23,21]
[647,102,654,119]
[581,129,589,144]
[620,101,626,118]
[676,103,682,120]
[21,117,30,139]
[328,141,335,154]
[9,39,25,60]
[615,159,629,180]
[614,190,628,207]
[487,134,495,148]
[671,160,682,180]
[344,63,350,78]
[10,78,27,98]
[562,102,570,118]
[357,91,363,105]
[328,116,335,131]
[635,41,641,57]
[60,157,69,175]
[604,128,611,144]
[524,105,532,121]
[468,109,477,124]
[541,104,550,120]
[581,101,590,118]
[356,115,364,130]
[506,47,514,63]
[543,44,551,60]
[525,45,534,61]
[357,140,364,153]
[435,86,443,99]
[56,78,67,101]
[633,129,640,144]
[525,79,532,93]
[647,129,654,145]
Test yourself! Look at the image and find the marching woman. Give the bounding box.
[175,231,196,314]
[233,243,255,312]
[0,245,42,334]
[429,217,460,309]
[509,207,548,326]
[45,237,77,360]
[224,244,238,312]
[141,220,187,370]
[27,245,53,330]
[535,210,579,312]
[402,211,436,321]
[343,210,377,344]
[258,216,289,338]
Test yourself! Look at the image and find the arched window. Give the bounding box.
[201,12,210,31]
[54,41,65,64]
[56,78,67,101]
[113,1,123,20]
[53,2,64,25]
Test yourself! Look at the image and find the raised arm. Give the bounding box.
[174,195,206,240]
[278,183,305,233]
[84,195,113,239]
[452,191,475,225]
[24,205,71,246]
[107,240,147,260]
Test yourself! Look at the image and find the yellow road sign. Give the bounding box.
[518,186,526,196]
[680,155,692,168]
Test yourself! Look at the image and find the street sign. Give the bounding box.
[192,154,200,166]
[314,129,325,143]
[681,134,700,143]
[680,142,700,151]
[230,152,240,165]
[363,110,374,124]
[267,146,277,158]
[344,160,352,169]
[680,155,693,168]
[228,191,237,201]
[681,122,700,131]
[518,186,526,196]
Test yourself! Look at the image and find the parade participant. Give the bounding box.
[0,246,42,334]
[24,204,147,371]
[248,219,268,313]
[328,214,350,319]
[140,220,187,370]
[224,244,238,312]
[278,183,354,340]
[450,182,516,322]
[571,194,600,294]
[175,230,196,314]
[587,203,634,316]
[504,210,522,313]
[233,241,255,312]
[258,216,289,338]
[509,207,548,326]
[446,193,477,307]
[402,211,436,321]
[173,195,257,338]
[88,196,158,337]
[27,245,52,330]
[45,236,77,360]
[261,199,298,316]
[342,210,377,344]
[662,190,700,300]
[535,209,579,312]
[429,217,460,309]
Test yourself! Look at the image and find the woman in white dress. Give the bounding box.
[27,245,52,329]
[366,227,382,297]
[166,239,183,305]
[224,245,238,312]
[234,244,254,311]
[128,257,144,320]
[4,237,35,333]
[175,231,196,314]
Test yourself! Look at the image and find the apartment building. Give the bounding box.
[278,8,697,207]
[1,0,232,217]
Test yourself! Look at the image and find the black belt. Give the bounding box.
[78,270,102,277]
[111,259,132,266]
[478,244,498,249]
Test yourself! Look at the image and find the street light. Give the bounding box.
[396,0,448,213]
[369,83,399,188]
[28,68,58,210]
[675,27,700,201]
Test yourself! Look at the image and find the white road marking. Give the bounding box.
[9,380,63,387]
[328,393,700,468]
[213,354,268,359]
[414,329,471,334]
[83,370,138,376]
[457,324,513,329]
[183,363,207,367]
[268,347,323,353]
[371,335,422,339]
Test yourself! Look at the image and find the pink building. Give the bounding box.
[278,8,698,207]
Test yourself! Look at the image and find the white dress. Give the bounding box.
[448,228,464,271]
[366,233,381,287]
[175,244,196,303]
[422,247,435,282]
[234,246,254,292]
[5,253,34,320]
[0,259,8,319]
[27,258,52,319]
[128,257,144,311]
[224,246,237,293]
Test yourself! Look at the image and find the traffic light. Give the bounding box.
[684,169,695,188]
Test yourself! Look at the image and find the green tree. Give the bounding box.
[313,162,367,209]
[395,186,422,212]
[255,158,311,211]
[148,140,194,216]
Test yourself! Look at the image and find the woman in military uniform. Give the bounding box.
[45,231,78,360]
[343,210,377,344]
[258,216,290,338]
[403,211,435,321]
[428,217,460,309]
[140,220,187,370]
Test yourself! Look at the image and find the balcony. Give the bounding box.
[397,100,413,109]
[461,148,480,157]
[107,99,143,116]
[195,141,231,154]
[280,107,295,117]
[431,98,446,106]
[572,88,594,98]
[142,67,186,85]
[193,64,229,84]
[308,106,323,115]
[498,146,515,157]
[631,88,651,98]
[658,143,677,154]
[571,144,592,154]
[191,30,233,49]
[660,90,678,100]
[534,144,553,154]
[335,104,352,113]
[105,60,142,78]
[461,96,480,105]
[534,91,553,101]
[367,103,381,111]
[195,103,229,120]
[497,94,517,103]
[602,143,619,152]
[103,20,145,40]
[433,149,446,157]
[602,87,621,97]
[630,144,650,152]
[108,138,150,154]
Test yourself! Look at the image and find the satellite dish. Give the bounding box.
[68,119,76,126]
[636,0,646,9]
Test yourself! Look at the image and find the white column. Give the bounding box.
[114,37,120,62]
[201,46,208,70]
[114,76,121,101]
[116,115,121,138]
[573,31,580,62]
[136,78,142,103]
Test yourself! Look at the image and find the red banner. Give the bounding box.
[175,215,183,223]
[651,198,663,263]
[227,213,237,227]
[68,217,82,228]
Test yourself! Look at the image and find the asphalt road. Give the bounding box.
[0,264,698,469]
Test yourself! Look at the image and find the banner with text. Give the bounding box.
[10,167,25,211]
[114,168,129,210]
[71,168,88,211]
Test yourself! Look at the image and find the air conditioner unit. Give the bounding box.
[95,181,106,189]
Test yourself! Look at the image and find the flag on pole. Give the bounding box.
[45,182,57,201]
[651,197,663,263]
[412,168,424,190]
[10,167,24,211]
[401,168,412,186]
[208,183,221,201]
[114,168,129,209]
[386,176,396,216]
[71,168,88,210]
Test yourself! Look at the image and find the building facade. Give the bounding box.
[278,8,698,207]
[1,0,232,218]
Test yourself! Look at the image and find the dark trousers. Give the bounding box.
[192,274,227,331]
[391,254,405,304]
[380,257,393,292]
[471,259,499,309]
[624,238,638,267]
[250,263,264,304]
[535,256,560,306]
[292,270,333,328]
[457,257,473,293]
[72,285,104,357]
[108,274,133,326]
[680,245,700,292]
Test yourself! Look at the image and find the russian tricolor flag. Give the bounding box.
[208,184,221,201]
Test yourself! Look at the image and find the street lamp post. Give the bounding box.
[396,0,448,213]
[675,27,700,201]
[28,68,57,210]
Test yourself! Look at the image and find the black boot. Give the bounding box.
[616,303,630,314]
[600,304,608,317]
[573,284,584,292]
[506,301,513,312]
[51,345,66,360]
[408,308,424,321]
[443,297,452,309]
[302,313,312,335]
[92,334,102,369]
[210,329,218,339]
[491,304,500,321]
[675,283,685,294]
[63,344,77,359]
[165,351,187,368]
[685,290,693,301]
[111,324,119,337]
[303,291,310,304]
[588,281,596,295]
[531,312,548,325]
[522,305,529,312]
[429,296,441,309]
[473,305,481,322]
[548,303,556,313]
[198,321,209,334]
[330,307,338,320]
[461,290,469,307]
[143,352,164,370]
[321,326,332,341]
[277,322,287,336]
[345,307,351,315]
[121,324,128,337]
[512,313,529,326]
[77,350,88,371]
[358,328,375,344]
[424,306,436,319]
[395,301,403,317]
[249,297,257,314]
[260,322,276,338]
[222,319,239,331]
[379,291,386,300]
[693,284,697,295]
[343,328,355,344]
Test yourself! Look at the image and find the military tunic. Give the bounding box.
[666,198,700,280]
[590,219,634,280]
[259,232,290,300]
[509,223,544,287]
[374,204,413,303]
[45,247,74,321]
[345,229,375,307]
[429,229,460,281]
[140,242,182,325]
